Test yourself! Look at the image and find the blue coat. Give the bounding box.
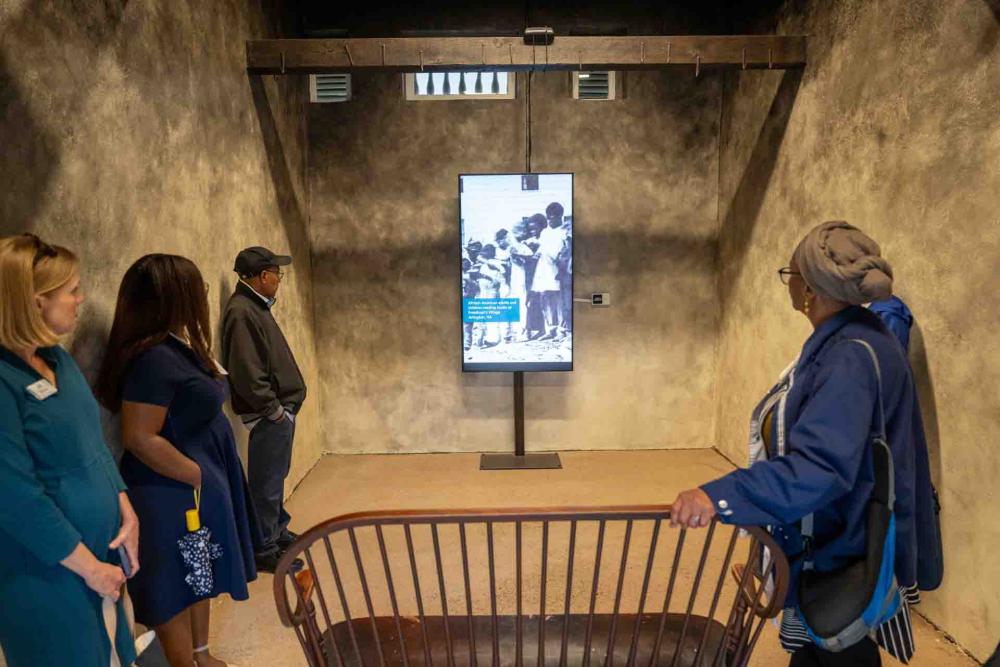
[868,296,913,352]
[702,306,941,605]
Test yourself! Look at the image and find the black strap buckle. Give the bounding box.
[802,535,815,561]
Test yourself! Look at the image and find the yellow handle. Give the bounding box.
[186,487,201,532]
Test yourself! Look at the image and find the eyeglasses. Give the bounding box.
[263,268,285,281]
[777,267,801,285]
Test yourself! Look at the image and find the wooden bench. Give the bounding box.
[273,507,788,667]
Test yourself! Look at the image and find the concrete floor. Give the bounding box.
[207,451,976,666]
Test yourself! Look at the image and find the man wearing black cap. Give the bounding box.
[222,246,307,573]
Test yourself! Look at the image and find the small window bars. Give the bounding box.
[405,72,516,100]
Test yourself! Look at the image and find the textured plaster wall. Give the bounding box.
[714,0,999,659]
[308,71,723,454]
[0,1,323,493]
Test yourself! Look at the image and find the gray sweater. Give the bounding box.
[221,281,306,421]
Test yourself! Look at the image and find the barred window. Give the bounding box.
[404,72,515,100]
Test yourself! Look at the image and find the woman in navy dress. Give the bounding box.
[96,254,257,667]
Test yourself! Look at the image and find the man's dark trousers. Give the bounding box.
[247,416,295,557]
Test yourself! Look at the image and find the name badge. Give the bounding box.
[26,379,57,400]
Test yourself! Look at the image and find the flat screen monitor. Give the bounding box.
[460,173,573,372]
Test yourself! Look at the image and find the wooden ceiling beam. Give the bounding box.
[246,35,806,74]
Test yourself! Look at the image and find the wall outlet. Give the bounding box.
[591,292,611,307]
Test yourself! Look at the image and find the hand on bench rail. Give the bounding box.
[669,487,716,529]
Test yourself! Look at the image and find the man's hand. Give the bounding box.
[670,487,717,529]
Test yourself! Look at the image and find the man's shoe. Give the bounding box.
[277,530,300,550]
[255,551,304,575]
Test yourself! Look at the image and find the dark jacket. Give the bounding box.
[221,282,306,420]
[702,306,942,605]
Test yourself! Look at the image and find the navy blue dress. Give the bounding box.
[119,337,258,627]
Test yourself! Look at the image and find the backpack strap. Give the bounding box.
[801,338,891,572]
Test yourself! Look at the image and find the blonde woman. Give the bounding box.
[0,234,138,666]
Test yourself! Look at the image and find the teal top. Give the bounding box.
[0,345,135,667]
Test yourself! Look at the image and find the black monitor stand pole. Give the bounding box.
[480,371,562,470]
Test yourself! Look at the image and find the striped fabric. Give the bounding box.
[779,584,920,663]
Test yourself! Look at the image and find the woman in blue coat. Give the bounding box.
[0,234,138,666]
[671,221,941,666]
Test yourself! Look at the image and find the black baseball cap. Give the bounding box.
[234,246,292,277]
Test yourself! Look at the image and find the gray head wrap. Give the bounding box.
[792,221,893,304]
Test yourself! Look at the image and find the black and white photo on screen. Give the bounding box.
[460,174,573,371]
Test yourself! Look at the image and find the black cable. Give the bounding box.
[524,0,532,173]
[525,70,532,173]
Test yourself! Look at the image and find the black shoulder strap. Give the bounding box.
[801,338,893,570]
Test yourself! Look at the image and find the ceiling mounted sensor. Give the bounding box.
[523,26,555,45]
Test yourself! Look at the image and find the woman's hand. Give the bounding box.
[61,543,126,600]
[109,492,140,577]
[184,459,203,488]
[670,488,717,528]
[84,561,127,600]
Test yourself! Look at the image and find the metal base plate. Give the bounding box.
[479,453,562,470]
